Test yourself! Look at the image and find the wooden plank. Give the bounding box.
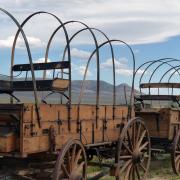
[12,61,70,71]
[140,95,178,101]
[20,103,129,155]
[13,79,69,92]
[140,82,180,88]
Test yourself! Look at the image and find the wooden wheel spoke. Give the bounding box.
[137,130,146,148]
[120,159,132,174]
[122,141,133,155]
[76,161,85,173]
[74,149,82,166]
[139,141,149,151]
[132,165,135,180]
[61,163,70,178]
[119,155,132,160]
[71,144,77,168]
[127,130,133,150]
[176,150,180,155]
[136,123,141,144]
[139,163,146,172]
[124,163,132,180]
[175,155,180,166]
[67,149,71,172]
[135,165,141,180]
[176,160,180,171]
[177,144,180,150]
[132,124,136,149]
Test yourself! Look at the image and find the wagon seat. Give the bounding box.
[0,61,70,102]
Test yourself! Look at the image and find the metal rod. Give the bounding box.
[10,11,71,128]
[78,39,135,119]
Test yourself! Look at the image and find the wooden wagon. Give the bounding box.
[135,59,180,175]
[0,8,151,180]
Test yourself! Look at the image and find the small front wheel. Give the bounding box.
[53,139,87,180]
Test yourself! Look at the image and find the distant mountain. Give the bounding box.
[0,79,139,105]
[71,80,139,104]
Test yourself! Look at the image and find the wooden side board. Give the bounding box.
[20,104,129,156]
[136,108,180,140]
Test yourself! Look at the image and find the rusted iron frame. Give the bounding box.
[10,11,71,128]
[138,58,180,94]
[78,39,135,119]
[0,8,42,126]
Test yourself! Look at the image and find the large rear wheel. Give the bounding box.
[171,130,180,175]
[115,117,151,180]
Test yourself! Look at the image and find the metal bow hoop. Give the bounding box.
[148,59,180,83]
[137,58,180,94]
[10,11,71,103]
[59,27,116,107]
[0,8,42,127]
[78,39,136,119]
[45,21,100,106]
[159,63,180,83]
[160,64,180,95]
[168,65,180,83]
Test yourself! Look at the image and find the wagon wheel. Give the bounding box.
[53,139,87,180]
[115,117,151,180]
[171,130,180,175]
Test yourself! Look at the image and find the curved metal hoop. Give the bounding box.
[148,59,180,83]
[168,65,180,83]
[159,64,180,82]
[136,58,180,94]
[10,11,71,103]
[78,39,135,118]
[60,27,116,106]
[45,21,101,106]
[0,8,41,107]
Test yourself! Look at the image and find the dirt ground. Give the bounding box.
[0,154,179,180]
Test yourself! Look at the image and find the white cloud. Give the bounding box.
[0,35,45,48]
[72,63,92,77]
[71,48,91,59]
[101,57,144,76]
[0,0,180,45]
[78,65,92,76]
[34,57,51,63]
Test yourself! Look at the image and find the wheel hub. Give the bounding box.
[132,150,144,164]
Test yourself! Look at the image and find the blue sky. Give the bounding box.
[0,0,180,93]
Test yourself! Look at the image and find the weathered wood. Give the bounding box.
[0,103,128,157]
[140,82,180,89]
[136,108,180,140]
[139,95,179,101]
[13,79,69,92]
[12,61,70,71]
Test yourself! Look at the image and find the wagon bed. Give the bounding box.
[0,103,128,157]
